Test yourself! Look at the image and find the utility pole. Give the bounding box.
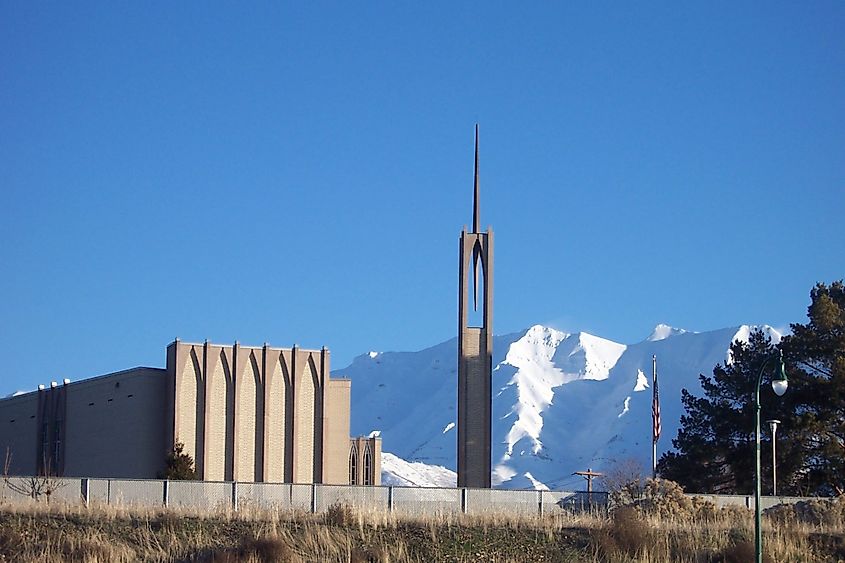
[574,468,603,506]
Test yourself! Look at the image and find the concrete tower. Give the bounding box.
[457,125,493,488]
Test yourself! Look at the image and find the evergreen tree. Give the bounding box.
[658,330,789,494]
[658,281,845,496]
[780,281,845,494]
[160,442,197,480]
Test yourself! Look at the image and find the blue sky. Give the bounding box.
[2,3,843,394]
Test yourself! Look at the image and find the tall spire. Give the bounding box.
[472,123,480,234]
[471,124,482,310]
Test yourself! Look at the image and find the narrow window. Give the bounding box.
[349,446,358,485]
[363,444,372,486]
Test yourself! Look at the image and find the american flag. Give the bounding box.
[652,355,661,443]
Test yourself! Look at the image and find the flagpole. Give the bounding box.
[652,354,658,479]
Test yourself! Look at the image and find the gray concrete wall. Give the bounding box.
[0,392,39,475]
[63,368,168,479]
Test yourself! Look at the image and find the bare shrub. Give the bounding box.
[0,525,24,556]
[689,495,719,521]
[323,502,356,527]
[714,540,775,563]
[195,535,296,563]
[350,544,386,563]
[592,505,652,559]
[635,478,693,518]
[3,447,66,504]
[765,497,845,526]
[601,458,647,507]
[243,536,295,562]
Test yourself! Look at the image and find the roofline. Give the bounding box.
[1,366,166,403]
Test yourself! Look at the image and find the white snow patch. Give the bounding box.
[368,351,380,359]
[634,369,649,392]
[728,325,784,364]
[618,396,631,418]
[380,452,456,488]
[368,430,381,438]
[442,422,455,434]
[492,463,518,486]
[524,472,550,491]
[647,324,688,341]
[498,326,627,461]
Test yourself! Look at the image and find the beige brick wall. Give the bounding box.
[204,348,234,481]
[264,351,291,482]
[175,346,201,467]
[323,379,351,484]
[293,359,316,483]
[235,351,259,482]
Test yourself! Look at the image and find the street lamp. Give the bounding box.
[755,350,788,563]
[766,419,781,496]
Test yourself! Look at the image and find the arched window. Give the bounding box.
[349,445,358,485]
[363,443,372,486]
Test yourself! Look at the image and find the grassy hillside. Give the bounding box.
[0,500,843,562]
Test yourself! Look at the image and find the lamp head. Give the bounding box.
[771,349,788,397]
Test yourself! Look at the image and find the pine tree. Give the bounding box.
[161,442,197,480]
[659,281,845,496]
[780,281,845,495]
[658,330,787,494]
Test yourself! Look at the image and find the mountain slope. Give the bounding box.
[335,324,782,489]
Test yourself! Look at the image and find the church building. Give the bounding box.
[0,340,380,486]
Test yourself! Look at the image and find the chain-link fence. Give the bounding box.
[6,476,810,516]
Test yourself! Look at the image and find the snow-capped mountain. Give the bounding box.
[334,324,782,490]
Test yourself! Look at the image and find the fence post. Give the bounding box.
[81,478,89,507]
[538,490,543,516]
[461,488,468,514]
[107,479,112,506]
[388,486,394,513]
[163,480,169,508]
[310,484,317,514]
[232,482,239,512]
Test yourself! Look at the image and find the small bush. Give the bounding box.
[323,502,356,526]
[714,540,775,563]
[199,535,295,563]
[244,536,294,562]
[634,478,693,518]
[765,497,845,526]
[689,495,718,520]
[592,505,652,558]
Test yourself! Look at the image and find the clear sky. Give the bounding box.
[2,3,843,394]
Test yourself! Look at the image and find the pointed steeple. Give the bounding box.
[471,124,482,311]
[472,124,480,234]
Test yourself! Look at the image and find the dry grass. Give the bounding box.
[0,498,843,562]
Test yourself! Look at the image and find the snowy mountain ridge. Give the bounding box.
[336,323,782,490]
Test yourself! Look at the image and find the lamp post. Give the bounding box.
[766,419,780,496]
[755,350,788,563]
